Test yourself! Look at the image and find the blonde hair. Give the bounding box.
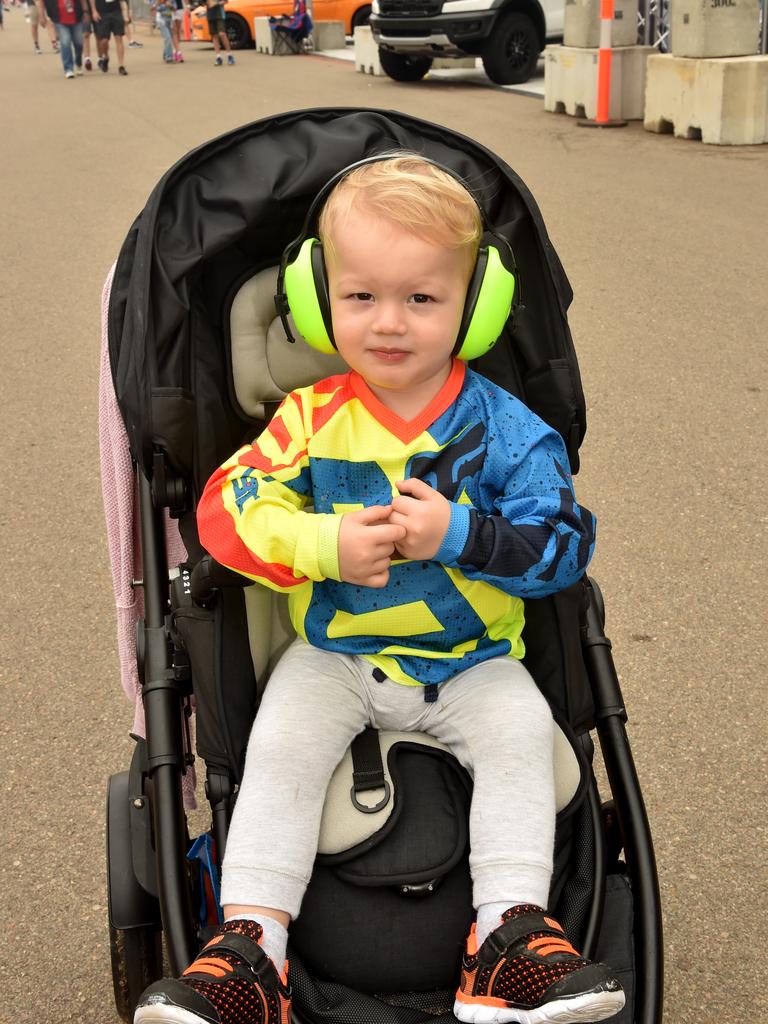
[318,155,483,274]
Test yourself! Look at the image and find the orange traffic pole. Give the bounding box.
[595,0,613,123]
[183,7,191,41]
[577,0,627,129]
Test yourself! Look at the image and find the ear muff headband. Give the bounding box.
[277,156,519,359]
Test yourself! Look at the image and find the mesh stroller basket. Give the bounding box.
[102,108,663,1024]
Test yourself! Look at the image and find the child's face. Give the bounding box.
[326,208,470,411]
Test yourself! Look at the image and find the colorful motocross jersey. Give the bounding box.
[197,360,596,687]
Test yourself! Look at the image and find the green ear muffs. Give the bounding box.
[276,156,519,359]
[282,237,336,354]
[281,233,517,360]
[454,238,517,361]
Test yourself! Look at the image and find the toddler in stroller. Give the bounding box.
[133,153,624,1024]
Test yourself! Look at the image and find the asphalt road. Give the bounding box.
[1,10,766,1023]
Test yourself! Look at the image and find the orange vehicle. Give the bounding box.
[191,0,371,48]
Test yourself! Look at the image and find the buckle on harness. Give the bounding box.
[350,779,391,814]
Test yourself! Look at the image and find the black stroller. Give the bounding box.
[101,107,663,1024]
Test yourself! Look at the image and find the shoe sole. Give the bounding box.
[134,1004,209,1024]
[454,989,626,1024]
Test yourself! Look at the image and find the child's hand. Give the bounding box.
[389,479,451,561]
[338,505,406,588]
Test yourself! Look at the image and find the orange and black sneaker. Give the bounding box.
[454,904,625,1024]
[134,919,291,1024]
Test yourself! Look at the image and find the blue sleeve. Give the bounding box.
[440,402,596,598]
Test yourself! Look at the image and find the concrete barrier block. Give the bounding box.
[544,44,653,120]
[254,16,275,54]
[354,25,384,74]
[644,53,768,144]
[671,0,761,58]
[563,0,639,49]
[312,20,346,51]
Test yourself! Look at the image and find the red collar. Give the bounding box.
[348,360,466,444]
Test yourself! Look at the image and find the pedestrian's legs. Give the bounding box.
[120,0,134,42]
[157,15,172,60]
[219,28,230,50]
[114,30,124,63]
[28,3,40,49]
[71,20,83,66]
[56,22,75,73]
[95,23,108,60]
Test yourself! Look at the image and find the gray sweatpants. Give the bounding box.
[221,639,556,919]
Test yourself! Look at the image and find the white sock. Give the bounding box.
[475,901,519,947]
[226,914,289,969]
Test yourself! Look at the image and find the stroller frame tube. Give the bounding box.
[583,579,664,1024]
[138,470,197,975]
[582,778,607,958]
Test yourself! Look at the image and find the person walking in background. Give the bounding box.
[152,0,174,62]
[27,0,60,53]
[81,3,93,67]
[170,0,185,61]
[90,0,127,74]
[205,0,233,64]
[27,0,43,53]
[43,0,85,76]
[121,0,142,46]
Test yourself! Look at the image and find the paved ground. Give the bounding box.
[1,9,766,1023]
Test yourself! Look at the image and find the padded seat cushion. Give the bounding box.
[318,725,583,856]
[229,267,347,418]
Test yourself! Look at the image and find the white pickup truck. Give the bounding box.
[369,0,564,84]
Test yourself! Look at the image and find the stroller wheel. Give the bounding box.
[107,770,164,1019]
[109,924,164,1022]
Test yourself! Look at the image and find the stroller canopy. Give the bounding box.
[108,107,586,499]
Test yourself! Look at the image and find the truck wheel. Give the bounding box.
[481,11,540,85]
[379,48,433,82]
[351,4,371,30]
[225,12,252,49]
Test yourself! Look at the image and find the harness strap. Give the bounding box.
[478,912,565,963]
[351,726,386,793]
[190,932,277,989]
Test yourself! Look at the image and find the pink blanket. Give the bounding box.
[99,264,197,807]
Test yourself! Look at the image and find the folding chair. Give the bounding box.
[269,0,313,54]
